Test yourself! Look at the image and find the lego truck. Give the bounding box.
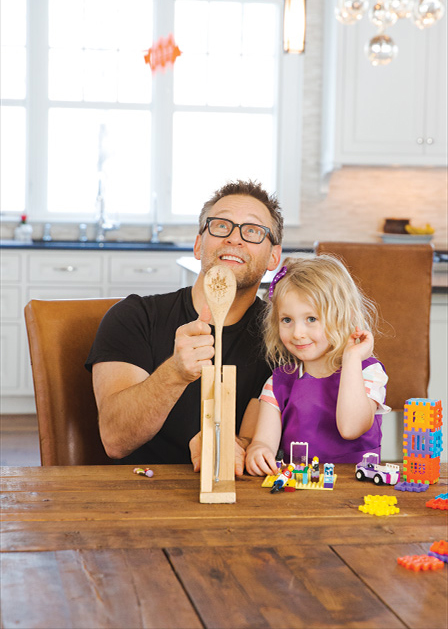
[355,452,400,485]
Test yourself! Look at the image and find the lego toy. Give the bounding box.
[275,449,284,471]
[358,495,400,516]
[394,481,429,492]
[428,540,448,563]
[397,555,444,571]
[262,468,337,491]
[355,452,400,485]
[133,467,154,478]
[403,398,443,485]
[310,457,320,483]
[262,451,337,492]
[290,441,308,470]
[323,463,335,488]
[270,464,295,493]
[426,496,448,510]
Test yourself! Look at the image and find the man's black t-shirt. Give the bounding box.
[85,287,270,464]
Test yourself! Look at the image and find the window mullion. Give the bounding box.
[277,53,303,226]
[152,0,175,223]
[27,0,49,220]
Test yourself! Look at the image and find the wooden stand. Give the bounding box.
[200,364,236,503]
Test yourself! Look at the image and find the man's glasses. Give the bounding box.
[201,217,274,244]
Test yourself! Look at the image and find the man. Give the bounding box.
[85,179,283,473]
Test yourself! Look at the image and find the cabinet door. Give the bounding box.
[334,15,446,166]
[108,254,181,287]
[424,19,447,161]
[0,253,21,282]
[28,253,102,283]
[1,287,21,319]
[0,324,21,392]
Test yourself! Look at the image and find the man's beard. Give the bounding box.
[200,248,268,291]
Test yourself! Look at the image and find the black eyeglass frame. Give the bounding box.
[201,217,275,245]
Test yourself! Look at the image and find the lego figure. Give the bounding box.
[310,456,320,483]
[270,464,295,494]
[323,463,335,488]
[275,448,285,471]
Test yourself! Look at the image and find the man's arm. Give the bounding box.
[93,309,214,459]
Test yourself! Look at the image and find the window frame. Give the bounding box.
[3,0,303,226]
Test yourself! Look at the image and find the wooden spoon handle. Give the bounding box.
[213,323,222,481]
[214,323,222,426]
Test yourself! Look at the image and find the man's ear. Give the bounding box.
[193,234,202,260]
[267,244,282,271]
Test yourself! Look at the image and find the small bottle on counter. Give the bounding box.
[14,214,33,243]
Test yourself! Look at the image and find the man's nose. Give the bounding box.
[225,225,243,244]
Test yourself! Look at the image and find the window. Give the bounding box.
[1,0,303,225]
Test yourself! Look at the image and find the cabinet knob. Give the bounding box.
[426,137,434,145]
[134,267,156,274]
[54,266,77,272]
[416,137,424,145]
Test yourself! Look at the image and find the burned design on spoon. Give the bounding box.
[206,270,231,301]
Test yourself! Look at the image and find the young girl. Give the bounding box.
[245,254,391,476]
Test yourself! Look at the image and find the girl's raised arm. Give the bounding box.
[336,328,377,439]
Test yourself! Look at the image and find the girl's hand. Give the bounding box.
[245,440,278,476]
[343,326,374,363]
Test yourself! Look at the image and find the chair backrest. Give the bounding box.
[24,298,121,465]
[314,242,434,411]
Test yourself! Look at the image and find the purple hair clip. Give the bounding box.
[269,265,287,300]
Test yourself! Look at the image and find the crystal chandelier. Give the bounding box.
[335,1,445,66]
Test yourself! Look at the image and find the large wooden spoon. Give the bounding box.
[203,265,237,481]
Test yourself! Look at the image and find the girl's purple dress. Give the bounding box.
[273,357,385,464]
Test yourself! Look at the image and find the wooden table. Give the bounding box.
[1,464,447,629]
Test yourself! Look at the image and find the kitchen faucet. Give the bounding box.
[150,192,163,244]
[95,193,120,242]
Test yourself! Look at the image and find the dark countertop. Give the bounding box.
[0,239,196,252]
[1,238,446,255]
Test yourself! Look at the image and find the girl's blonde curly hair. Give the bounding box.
[263,254,379,373]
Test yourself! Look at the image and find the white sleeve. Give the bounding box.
[362,362,391,414]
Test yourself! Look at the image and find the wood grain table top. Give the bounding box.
[1,464,447,628]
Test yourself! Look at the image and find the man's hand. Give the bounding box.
[189,432,249,476]
[172,305,214,383]
[189,432,202,473]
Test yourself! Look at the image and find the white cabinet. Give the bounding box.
[28,254,103,284]
[108,254,180,297]
[322,2,447,170]
[1,248,182,413]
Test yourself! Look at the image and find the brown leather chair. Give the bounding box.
[314,242,433,411]
[24,298,121,465]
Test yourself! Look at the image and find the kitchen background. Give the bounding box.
[1,0,447,245]
[1,0,447,464]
